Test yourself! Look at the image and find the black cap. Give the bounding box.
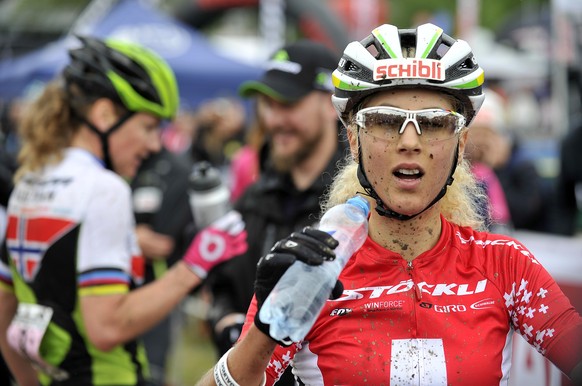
[239,40,338,103]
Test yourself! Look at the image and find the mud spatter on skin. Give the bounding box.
[391,239,409,251]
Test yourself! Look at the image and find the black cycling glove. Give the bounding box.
[253,226,343,345]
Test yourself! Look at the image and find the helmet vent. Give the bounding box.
[436,42,451,58]
[363,35,389,60]
[345,61,360,72]
[400,32,416,51]
[460,57,476,70]
[111,58,160,104]
[365,44,380,59]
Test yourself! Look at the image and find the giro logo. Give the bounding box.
[420,302,469,313]
[434,304,466,313]
[373,59,444,81]
[470,298,496,310]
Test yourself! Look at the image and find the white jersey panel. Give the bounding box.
[9,148,134,275]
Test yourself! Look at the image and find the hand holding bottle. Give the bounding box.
[257,196,370,344]
[183,210,247,279]
[253,227,341,346]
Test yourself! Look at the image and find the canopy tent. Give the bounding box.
[0,0,262,110]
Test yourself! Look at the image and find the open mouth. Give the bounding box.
[393,168,424,180]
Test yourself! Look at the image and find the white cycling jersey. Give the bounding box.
[0,148,147,385]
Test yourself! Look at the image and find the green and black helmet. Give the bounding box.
[64,35,179,120]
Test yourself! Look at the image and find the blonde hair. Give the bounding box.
[321,126,487,230]
[15,81,78,181]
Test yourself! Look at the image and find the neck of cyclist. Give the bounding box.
[369,201,443,261]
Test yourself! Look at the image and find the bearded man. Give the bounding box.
[204,40,343,386]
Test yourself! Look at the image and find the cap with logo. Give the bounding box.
[239,40,339,103]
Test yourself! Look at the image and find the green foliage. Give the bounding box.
[167,315,217,385]
[386,0,549,32]
[478,0,549,32]
[0,0,90,32]
[388,0,456,29]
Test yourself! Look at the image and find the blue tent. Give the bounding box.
[0,0,261,109]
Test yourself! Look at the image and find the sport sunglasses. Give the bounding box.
[355,106,466,142]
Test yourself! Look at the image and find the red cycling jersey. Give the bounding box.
[241,216,582,386]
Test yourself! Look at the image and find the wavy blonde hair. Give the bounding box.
[15,81,76,181]
[321,126,487,230]
[15,80,124,182]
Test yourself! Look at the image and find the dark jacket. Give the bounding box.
[494,143,546,232]
[552,125,582,235]
[130,147,194,282]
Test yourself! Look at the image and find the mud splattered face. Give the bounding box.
[349,89,467,217]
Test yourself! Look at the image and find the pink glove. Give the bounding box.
[183,210,248,279]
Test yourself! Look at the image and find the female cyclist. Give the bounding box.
[197,23,582,386]
[0,36,246,385]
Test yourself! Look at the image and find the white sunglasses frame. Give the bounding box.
[355,106,466,137]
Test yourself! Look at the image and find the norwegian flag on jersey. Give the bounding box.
[6,215,76,282]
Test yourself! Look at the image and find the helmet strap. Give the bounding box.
[81,111,134,170]
[356,132,459,221]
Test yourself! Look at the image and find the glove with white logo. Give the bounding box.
[253,226,343,345]
[183,210,247,279]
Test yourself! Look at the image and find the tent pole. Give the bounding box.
[259,0,286,58]
[67,0,121,37]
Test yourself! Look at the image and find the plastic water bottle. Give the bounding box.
[259,195,370,343]
[189,161,231,229]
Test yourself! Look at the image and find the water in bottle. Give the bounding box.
[258,195,370,343]
[188,161,231,229]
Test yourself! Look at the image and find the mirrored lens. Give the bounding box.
[356,107,465,142]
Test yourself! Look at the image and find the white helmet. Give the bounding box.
[332,23,485,127]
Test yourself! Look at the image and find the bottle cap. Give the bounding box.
[346,196,371,217]
[190,161,222,192]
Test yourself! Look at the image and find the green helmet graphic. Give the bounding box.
[64,36,179,119]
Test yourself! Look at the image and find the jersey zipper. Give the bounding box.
[406,259,420,339]
[407,260,422,301]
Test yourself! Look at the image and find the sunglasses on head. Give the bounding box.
[355,106,466,142]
